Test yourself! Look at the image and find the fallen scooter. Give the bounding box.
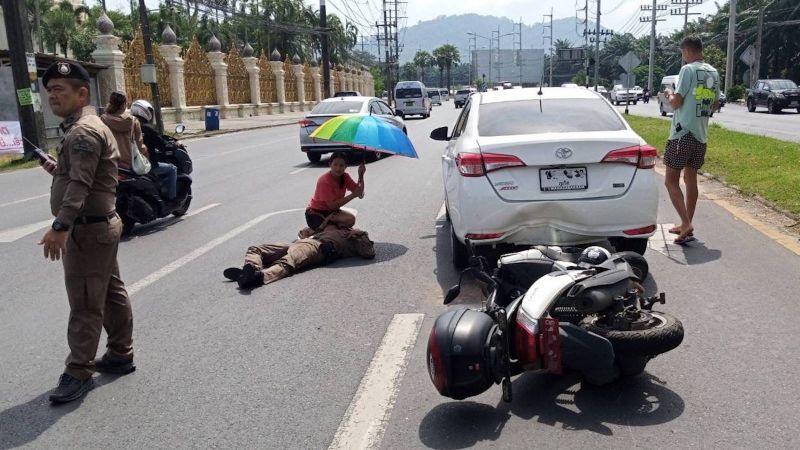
[426,242,683,402]
[116,125,193,235]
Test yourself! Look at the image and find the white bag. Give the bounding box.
[130,120,151,175]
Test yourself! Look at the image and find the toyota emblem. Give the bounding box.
[555,148,573,159]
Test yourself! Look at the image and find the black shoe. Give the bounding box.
[94,353,136,375]
[223,267,243,281]
[48,373,94,404]
[237,264,264,289]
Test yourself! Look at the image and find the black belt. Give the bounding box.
[74,212,116,225]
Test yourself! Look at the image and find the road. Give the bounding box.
[1,102,799,449]
[616,99,800,143]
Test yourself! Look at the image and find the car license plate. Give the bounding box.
[540,167,588,191]
[405,101,414,106]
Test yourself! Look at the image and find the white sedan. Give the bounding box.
[430,87,658,267]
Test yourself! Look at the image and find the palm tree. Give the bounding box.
[26,0,54,53]
[412,50,432,81]
[43,1,85,57]
[432,47,446,88]
[433,44,460,92]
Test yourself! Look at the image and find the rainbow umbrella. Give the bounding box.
[310,115,418,159]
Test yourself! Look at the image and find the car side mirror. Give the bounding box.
[430,126,449,141]
[443,285,461,305]
[175,124,186,134]
[394,110,403,116]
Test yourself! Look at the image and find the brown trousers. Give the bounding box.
[244,239,327,284]
[62,215,133,380]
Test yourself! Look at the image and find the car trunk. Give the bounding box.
[478,131,643,202]
[301,114,351,137]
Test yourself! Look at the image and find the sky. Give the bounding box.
[105,0,722,38]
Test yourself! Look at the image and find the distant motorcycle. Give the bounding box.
[426,242,683,402]
[116,125,193,235]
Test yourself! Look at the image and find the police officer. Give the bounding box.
[38,61,135,404]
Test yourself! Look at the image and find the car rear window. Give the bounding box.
[397,88,422,98]
[456,90,470,94]
[477,99,626,136]
[311,101,363,114]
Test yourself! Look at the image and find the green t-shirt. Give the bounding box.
[669,61,720,143]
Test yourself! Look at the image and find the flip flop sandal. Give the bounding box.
[673,235,697,245]
[668,227,694,236]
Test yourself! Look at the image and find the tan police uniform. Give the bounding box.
[52,105,133,380]
[243,228,375,284]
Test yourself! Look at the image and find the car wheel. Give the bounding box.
[747,99,756,112]
[633,101,638,105]
[306,153,322,164]
[768,99,777,114]
[797,107,800,114]
[451,227,469,269]
[609,237,648,255]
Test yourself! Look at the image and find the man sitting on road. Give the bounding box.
[223,226,375,289]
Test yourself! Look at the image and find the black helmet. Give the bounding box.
[577,246,612,266]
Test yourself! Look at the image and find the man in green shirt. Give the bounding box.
[663,35,720,244]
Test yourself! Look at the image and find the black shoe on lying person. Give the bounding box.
[237,263,264,289]
[48,373,94,404]
[94,353,136,375]
[223,267,243,281]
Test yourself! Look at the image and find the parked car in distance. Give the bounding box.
[561,83,580,88]
[299,96,405,163]
[631,85,644,100]
[439,88,450,101]
[427,88,442,106]
[334,91,361,97]
[658,75,679,116]
[501,81,514,89]
[430,87,658,267]
[394,80,432,118]
[746,79,800,114]
[454,88,474,108]
[609,85,638,105]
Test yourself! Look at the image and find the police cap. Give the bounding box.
[42,61,91,88]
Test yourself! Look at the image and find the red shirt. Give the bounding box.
[308,172,358,211]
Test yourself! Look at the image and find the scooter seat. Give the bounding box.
[534,245,583,263]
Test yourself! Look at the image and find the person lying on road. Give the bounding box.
[223,226,375,289]
[299,152,365,239]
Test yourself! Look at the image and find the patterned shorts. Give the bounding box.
[664,132,707,170]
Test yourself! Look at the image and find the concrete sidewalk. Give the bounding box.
[165,110,307,139]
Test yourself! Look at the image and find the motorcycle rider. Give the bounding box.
[130,99,177,200]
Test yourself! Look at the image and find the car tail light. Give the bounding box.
[464,233,504,240]
[426,327,447,394]
[623,224,657,235]
[456,153,525,177]
[298,119,316,127]
[601,145,658,169]
[514,308,539,366]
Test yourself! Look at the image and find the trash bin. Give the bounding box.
[204,107,219,131]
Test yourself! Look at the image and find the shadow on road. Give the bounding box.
[0,375,122,449]
[417,372,684,449]
[677,240,722,265]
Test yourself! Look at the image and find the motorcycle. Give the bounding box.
[116,125,193,235]
[427,242,683,402]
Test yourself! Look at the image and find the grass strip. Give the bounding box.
[626,115,800,216]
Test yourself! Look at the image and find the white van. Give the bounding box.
[658,75,679,116]
[394,81,431,118]
[427,88,442,106]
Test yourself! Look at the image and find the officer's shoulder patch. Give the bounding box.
[70,134,99,153]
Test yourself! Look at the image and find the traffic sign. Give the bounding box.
[619,51,641,73]
[621,73,636,89]
[740,45,755,66]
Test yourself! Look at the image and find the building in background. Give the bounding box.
[471,49,545,87]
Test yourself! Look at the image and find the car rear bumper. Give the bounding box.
[450,172,658,246]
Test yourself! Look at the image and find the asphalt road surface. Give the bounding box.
[616,99,800,143]
[1,102,799,449]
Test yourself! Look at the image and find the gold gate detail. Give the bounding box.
[283,59,297,103]
[257,50,276,103]
[183,38,216,106]
[333,66,343,93]
[225,46,251,104]
[303,63,314,101]
[123,28,172,107]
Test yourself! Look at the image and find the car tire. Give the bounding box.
[660,103,667,116]
[306,153,322,164]
[768,99,777,114]
[609,237,648,255]
[451,227,469,269]
[747,99,756,112]
[797,107,800,114]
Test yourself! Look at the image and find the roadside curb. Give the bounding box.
[177,120,298,141]
[697,169,800,224]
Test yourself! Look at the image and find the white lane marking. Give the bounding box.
[328,313,424,450]
[0,219,52,243]
[0,193,48,208]
[184,202,220,217]
[193,136,296,161]
[127,208,302,296]
[436,202,446,221]
[289,167,309,175]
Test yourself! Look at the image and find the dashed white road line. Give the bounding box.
[183,202,221,217]
[0,193,48,208]
[0,219,52,243]
[289,167,309,175]
[328,313,424,450]
[127,208,302,295]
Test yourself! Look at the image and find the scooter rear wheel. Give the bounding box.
[172,187,192,217]
[581,311,683,356]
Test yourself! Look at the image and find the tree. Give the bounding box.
[632,65,665,90]
[412,50,432,80]
[432,44,460,92]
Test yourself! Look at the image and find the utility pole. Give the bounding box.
[321,0,331,98]
[640,2,667,94]
[581,0,589,87]
[670,0,703,33]
[381,1,393,105]
[518,18,523,86]
[754,4,764,83]
[33,0,43,53]
[724,0,736,91]
[594,0,601,91]
[2,0,47,159]
[137,0,164,134]
[543,9,553,87]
